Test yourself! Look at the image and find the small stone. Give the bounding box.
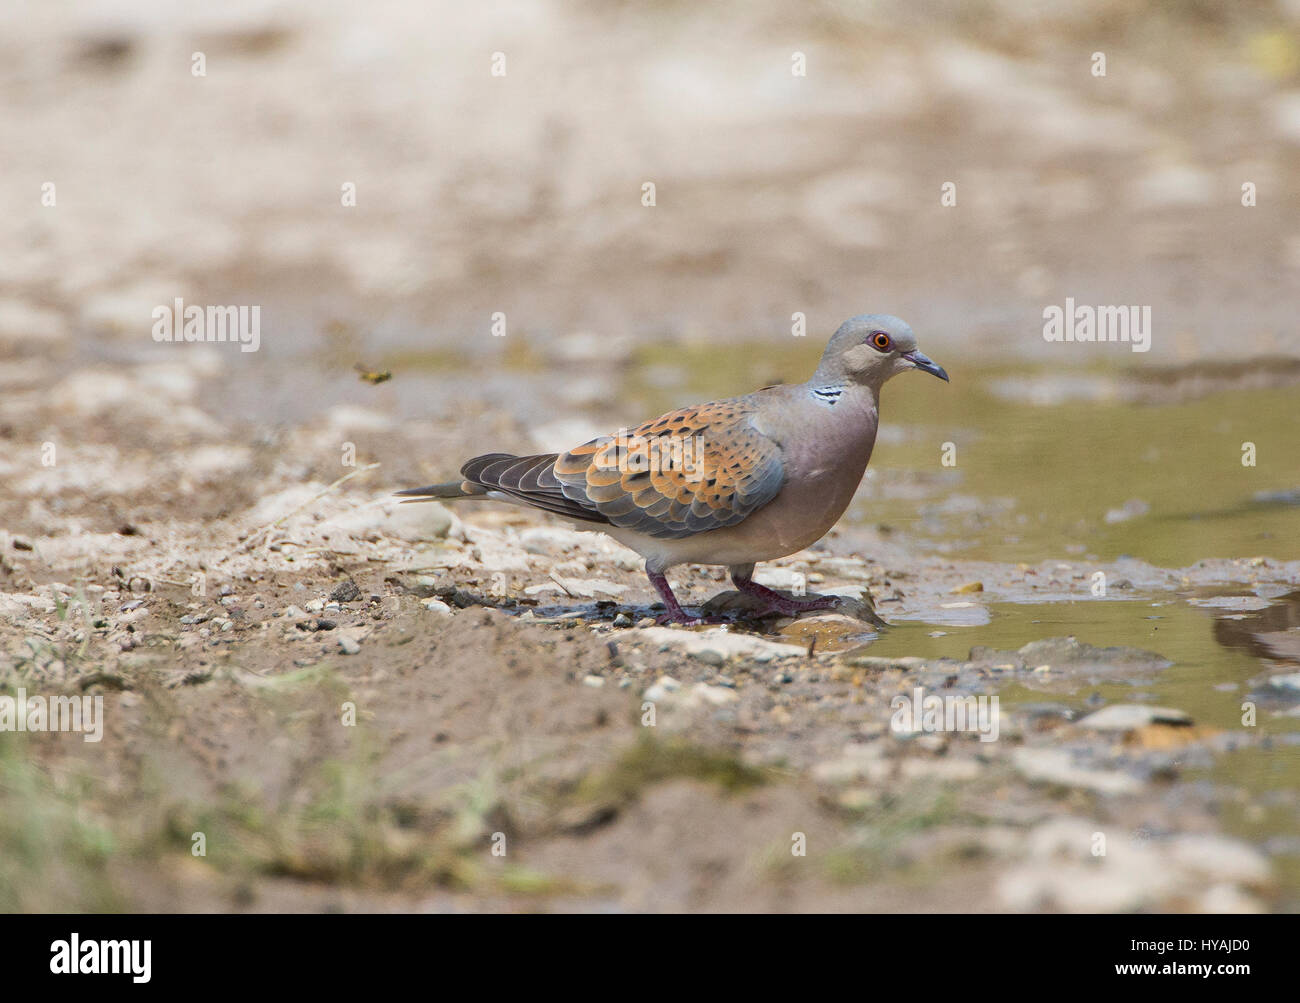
[329,579,363,603]
[951,581,984,594]
[689,682,738,706]
[1076,704,1193,732]
[644,675,681,702]
[421,598,453,616]
[612,613,632,628]
[632,626,805,663]
[338,635,361,655]
[582,674,605,688]
[1013,747,1142,794]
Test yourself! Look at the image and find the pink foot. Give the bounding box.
[731,575,841,618]
[646,570,726,625]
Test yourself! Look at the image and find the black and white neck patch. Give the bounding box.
[809,385,844,407]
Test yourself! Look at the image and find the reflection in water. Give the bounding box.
[1211,591,1300,667]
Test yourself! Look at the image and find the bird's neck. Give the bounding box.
[801,381,879,449]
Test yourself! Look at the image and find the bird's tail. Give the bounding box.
[394,480,489,503]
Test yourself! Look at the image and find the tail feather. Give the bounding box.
[396,451,610,525]
[394,480,488,502]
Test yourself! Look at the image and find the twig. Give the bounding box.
[239,462,381,551]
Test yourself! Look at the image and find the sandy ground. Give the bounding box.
[1,369,1297,912]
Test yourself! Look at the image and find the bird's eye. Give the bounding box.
[870,331,893,352]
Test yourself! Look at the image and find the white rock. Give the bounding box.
[632,627,806,663]
[421,598,453,616]
[1076,704,1192,731]
[1012,747,1142,795]
[320,498,456,542]
[643,674,681,702]
[687,682,739,707]
[523,578,627,599]
[517,527,591,553]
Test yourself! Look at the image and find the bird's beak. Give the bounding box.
[902,350,949,382]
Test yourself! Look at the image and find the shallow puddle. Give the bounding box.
[867,596,1291,728]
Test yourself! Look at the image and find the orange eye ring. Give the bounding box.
[870,331,892,352]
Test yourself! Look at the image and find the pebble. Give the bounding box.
[633,626,805,663]
[337,635,361,655]
[687,682,738,707]
[643,675,681,703]
[1012,747,1142,795]
[421,598,453,616]
[329,579,362,603]
[582,674,605,688]
[1076,704,1193,732]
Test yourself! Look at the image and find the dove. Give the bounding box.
[397,315,948,623]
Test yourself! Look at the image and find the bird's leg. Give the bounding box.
[729,566,840,617]
[646,570,717,625]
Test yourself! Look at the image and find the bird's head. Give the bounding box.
[815,314,949,389]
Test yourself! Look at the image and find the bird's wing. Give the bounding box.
[552,396,786,539]
[458,452,611,524]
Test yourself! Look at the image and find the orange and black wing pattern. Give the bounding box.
[551,397,785,539]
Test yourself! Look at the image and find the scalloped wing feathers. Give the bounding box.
[455,397,786,539]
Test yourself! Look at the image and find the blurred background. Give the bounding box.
[5,0,1300,370]
[4,0,1299,558]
